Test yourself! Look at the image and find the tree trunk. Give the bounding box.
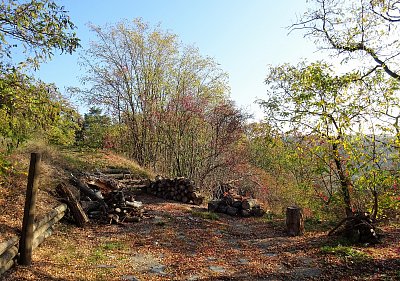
[332,142,353,217]
[371,189,378,221]
[286,206,304,236]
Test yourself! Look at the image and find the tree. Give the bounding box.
[293,0,400,80]
[259,61,370,217]
[0,0,80,70]
[78,107,111,148]
[0,0,80,150]
[79,19,245,189]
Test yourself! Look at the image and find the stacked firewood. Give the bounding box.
[103,190,143,223]
[208,190,265,217]
[56,174,144,226]
[143,176,204,205]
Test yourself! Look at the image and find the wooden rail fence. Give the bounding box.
[0,204,67,276]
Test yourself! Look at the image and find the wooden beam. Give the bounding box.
[19,153,41,266]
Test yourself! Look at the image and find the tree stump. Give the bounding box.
[286,206,304,236]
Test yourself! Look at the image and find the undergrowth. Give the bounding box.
[320,244,371,261]
[190,210,219,220]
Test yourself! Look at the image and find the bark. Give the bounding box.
[242,199,257,210]
[286,206,304,236]
[332,142,353,217]
[371,189,379,221]
[0,259,14,276]
[69,176,104,202]
[208,200,221,212]
[33,212,64,240]
[32,227,53,250]
[19,152,41,266]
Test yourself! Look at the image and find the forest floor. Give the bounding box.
[1,191,400,281]
[0,146,399,281]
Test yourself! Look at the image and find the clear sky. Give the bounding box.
[34,0,324,119]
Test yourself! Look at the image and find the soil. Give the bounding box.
[1,191,399,281]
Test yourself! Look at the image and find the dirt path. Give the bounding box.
[1,193,399,281]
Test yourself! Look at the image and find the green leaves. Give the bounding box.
[0,0,80,70]
[0,70,78,151]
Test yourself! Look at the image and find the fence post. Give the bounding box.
[19,153,41,265]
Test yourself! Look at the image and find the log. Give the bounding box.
[70,176,104,202]
[0,236,18,256]
[240,209,251,217]
[251,206,265,217]
[0,245,18,268]
[126,201,143,208]
[193,196,204,206]
[226,206,238,216]
[56,183,89,227]
[32,227,53,250]
[33,211,64,240]
[286,206,304,236]
[81,201,102,213]
[101,168,131,174]
[0,259,14,276]
[208,200,221,212]
[242,199,257,210]
[33,204,67,233]
[232,200,242,209]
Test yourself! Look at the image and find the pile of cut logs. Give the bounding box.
[56,172,144,226]
[328,212,381,244]
[208,190,265,217]
[142,176,204,205]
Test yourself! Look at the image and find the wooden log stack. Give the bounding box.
[57,175,144,225]
[208,190,265,217]
[103,190,144,223]
[143,177,204,205]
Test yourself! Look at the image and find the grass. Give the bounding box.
[101,241,126,251]
[88,248,107,264]
[56,244,79,263]
[15,139,154,179]
[320,244,371,261]
[190,210,219,220]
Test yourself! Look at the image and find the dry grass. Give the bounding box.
[0,140,153,244]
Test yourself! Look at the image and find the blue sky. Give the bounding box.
[35,0,324,119]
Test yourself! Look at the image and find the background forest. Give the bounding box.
[0,0,399,222]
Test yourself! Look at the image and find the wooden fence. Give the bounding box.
[0,203,67,276]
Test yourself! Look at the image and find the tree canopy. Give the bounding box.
[0,0,80,70]
[293,0,400,80]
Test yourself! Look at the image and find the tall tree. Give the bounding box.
[293,0,400,80]
[259,61,369,217]
[79,19,245,186]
